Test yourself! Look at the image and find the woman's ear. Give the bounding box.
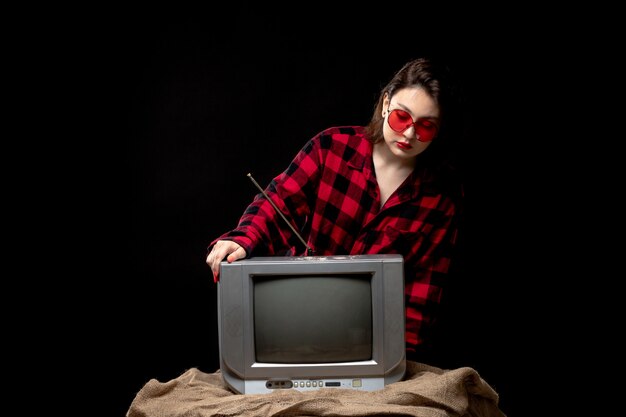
[382,93,390,117]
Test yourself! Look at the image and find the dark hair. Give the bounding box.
[364,57,464,174]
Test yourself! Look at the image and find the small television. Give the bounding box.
[217,254,406,394]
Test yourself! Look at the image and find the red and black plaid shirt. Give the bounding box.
[211,126,461,352]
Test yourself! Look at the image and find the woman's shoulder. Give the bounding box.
[313,126,368,147]
[317,125,365,135]
[306,126,372,168]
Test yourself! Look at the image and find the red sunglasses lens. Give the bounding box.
[388,109,437,142]
[388,109,412,132]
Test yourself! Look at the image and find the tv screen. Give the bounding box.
[217,254,406,394]
[254,274,372,363]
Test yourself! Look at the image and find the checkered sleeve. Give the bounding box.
[210,135,323,257]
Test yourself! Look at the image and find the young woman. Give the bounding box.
[206,57,465,358]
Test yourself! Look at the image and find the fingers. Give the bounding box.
[206,241,246,282]
[226,247,246,263]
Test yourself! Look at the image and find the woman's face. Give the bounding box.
[381,87,440,160]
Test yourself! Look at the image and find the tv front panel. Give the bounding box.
[217,254,406,394]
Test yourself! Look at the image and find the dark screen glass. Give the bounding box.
[253,274,372,363]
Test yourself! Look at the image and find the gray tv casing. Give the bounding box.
[217,254,406,394]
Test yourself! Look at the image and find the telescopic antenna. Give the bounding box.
[247,173,315,256]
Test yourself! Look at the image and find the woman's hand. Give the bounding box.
[206,240,247,282]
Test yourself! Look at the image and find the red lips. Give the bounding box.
[396,141,413,150]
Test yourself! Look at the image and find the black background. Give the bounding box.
[85,9,571,416]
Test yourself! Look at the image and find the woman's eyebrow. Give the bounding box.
[391,102,440,120]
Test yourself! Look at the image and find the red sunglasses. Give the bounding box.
[387,109,438,142]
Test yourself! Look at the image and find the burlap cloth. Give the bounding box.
[127,360,506,416]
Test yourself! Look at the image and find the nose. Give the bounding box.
[402,124,417,140]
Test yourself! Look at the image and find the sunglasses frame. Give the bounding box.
[387,108,438,142]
